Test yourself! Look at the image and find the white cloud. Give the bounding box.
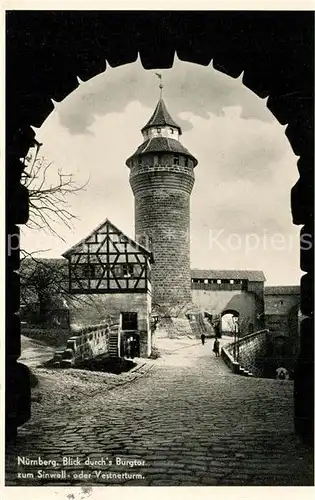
[21,62,300,285]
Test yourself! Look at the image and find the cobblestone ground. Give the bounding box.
[5,339,314,487]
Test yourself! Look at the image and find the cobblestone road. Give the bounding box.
[5,339,313,486]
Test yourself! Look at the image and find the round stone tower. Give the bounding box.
[126,91,198,310]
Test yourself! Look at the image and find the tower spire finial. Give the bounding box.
[155,72,163,98]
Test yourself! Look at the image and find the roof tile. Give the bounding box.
[127,137,197,164]
[141,99,181,133]
[264,286,300,295]
[191,269,266,282]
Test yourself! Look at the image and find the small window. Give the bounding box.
[170,128,174,134]
[173,155,180,165]
[280,300,284,305]
[204,279,208,284]
[122,264,134,278]
[83,264,96,279]
[153,155,159,165]
[185,157,189,167]
[157,127,161,133]
[230,279,234,284]
[217,279,222,284]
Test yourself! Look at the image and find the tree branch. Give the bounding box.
[22,155,89,241]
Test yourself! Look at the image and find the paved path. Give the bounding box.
[6,339,313,486]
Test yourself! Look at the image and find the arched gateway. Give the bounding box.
[6,11,313,445]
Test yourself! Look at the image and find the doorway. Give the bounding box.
[121,312,138,331]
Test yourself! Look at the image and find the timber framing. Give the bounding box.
[63,219,152,294]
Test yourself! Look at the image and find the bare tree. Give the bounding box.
[20,254,108,327]
[22,155,89,241]
[19,155,94,325]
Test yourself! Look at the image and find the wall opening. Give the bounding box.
[221,310,239,336]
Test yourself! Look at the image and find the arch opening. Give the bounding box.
[6,12,313,445]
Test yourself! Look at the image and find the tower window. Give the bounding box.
[173,155,179,165]
[153,155,159,166]
[185,157,189,167]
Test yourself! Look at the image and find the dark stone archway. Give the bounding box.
[6,11,314,444]
[221,310,239,336]
[221,309,240,317]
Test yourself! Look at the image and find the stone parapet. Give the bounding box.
[52,323,115,368]
[222,330,270,377]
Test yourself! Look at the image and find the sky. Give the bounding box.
[22,56,301,285]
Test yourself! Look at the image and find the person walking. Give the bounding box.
[213,338,220,357]
[129,336,135,359]
[213,321,221,339]
[201,333,206,345]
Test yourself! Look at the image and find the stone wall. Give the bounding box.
[222,329,296,379]
[154,317,193,339]
[264,290,300,375]
[130,162,194,309]
[53,323,112,367]
[237,330,270,377]
[220,345,239,374]
[223,330,270,377]
[68,292,152,357]
[191,289,263,334]
[21,326,71,349]
[265,292,299,316]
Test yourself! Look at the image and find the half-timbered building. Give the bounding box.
[62,219,153,357]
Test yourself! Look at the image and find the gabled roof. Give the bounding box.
[62,218,153,260]
[191,269,266,282]
[265,286,300,295]
[141,99,182,134]
[126,137,198,165]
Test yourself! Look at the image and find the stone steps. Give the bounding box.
[238,366,253,377]
[108,330,119,357]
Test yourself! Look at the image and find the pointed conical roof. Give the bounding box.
[141,98,182,135]
[126,137,198,166]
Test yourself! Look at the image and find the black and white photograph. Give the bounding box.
[4,4,314,495]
